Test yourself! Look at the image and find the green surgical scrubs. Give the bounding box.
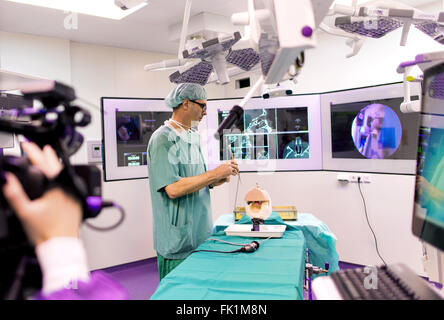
[147,124,213,280]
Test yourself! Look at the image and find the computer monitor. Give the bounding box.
[101,97,172,181]
[321,82,421,174]
[413,62,444,252]
[205,95,322,172]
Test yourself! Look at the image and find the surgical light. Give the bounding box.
[6,0,148,20]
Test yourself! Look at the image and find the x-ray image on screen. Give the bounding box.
[218,107,309,161]
[116,111,171,167]
[278,133,310,159]
[415,124,444,232]
[277,108,308,132]
[223,132,274,160]
[244,109,276,133]
[330,97,420,160]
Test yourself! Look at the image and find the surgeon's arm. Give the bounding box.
[210,176,231,187]
[164,162,238,199]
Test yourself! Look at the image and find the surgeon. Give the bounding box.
[147,83,239,280]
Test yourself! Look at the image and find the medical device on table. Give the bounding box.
[233,205,297,221]
[225,184,286,238]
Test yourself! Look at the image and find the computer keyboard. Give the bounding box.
[328,263,442,300]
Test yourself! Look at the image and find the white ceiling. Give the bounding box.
[0,0,441,55]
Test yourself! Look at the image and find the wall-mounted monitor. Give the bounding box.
[205,95,323,172]
[321,82,421,174]
[101,98,172,181]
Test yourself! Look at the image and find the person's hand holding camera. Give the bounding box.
[1,142,89,296]
[2,142,82,246]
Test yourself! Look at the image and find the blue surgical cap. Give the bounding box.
[165,83,207,109]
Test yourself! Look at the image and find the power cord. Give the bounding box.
[191,237,272,254]
[84,201,126,231]
[357,177,387,266]
[191,241,260,254]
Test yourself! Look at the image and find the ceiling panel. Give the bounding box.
[0,0,440,54]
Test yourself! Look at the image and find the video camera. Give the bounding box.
[0,80,115,299]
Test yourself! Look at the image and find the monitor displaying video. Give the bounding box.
[206,95,322,172]
[331,97,419,160]
[102,98,172,181]
[321,82,422,174]
[115,111,170,167]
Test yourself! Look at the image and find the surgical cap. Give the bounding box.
[165,83,207,109]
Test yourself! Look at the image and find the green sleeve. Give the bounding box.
[148,132,181,192]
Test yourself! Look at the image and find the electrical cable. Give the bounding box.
[191,249,244,254]
[191,240,260,254]
[233,171,241,214]
[357,177,387,266]
[192,236,267,254]
[207,238,247,246]
[84,202,126,232]
[207,236,272,247]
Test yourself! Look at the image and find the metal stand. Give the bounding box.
[304,248,330,300]
[250,218,264,231]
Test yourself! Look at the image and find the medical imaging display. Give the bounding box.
[218,107,309,160]
[414,67,444,240]
[116,111,171,166]
[330,97,420,159]
[416,125,444,227]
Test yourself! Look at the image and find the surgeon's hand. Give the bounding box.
[1,142,82,246]
[213,161,239,180]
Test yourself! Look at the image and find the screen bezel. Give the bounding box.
[101,97,172,182]
[412,63,444,252]
[205,94,323,172]
[320,82,422,174]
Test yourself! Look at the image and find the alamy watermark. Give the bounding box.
[63,11,78,30]
[363,266,378,290]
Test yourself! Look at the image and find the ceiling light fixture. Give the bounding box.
[6,0,148,20]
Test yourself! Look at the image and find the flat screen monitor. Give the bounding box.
[413,62,444,252]
[321,82,421,174]
[205,95,322,172]
[101,97,172,181]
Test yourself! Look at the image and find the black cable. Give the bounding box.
[192,249,242,254]
[191,241,260,254]
[84,202,125,232]
[357,177,387,266]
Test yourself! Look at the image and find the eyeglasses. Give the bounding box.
[192,100,207,111]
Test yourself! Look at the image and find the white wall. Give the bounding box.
[0,31,71,84]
